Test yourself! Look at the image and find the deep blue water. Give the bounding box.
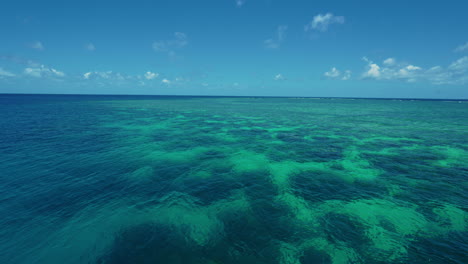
[0,94,467,264]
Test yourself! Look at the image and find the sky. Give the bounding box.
[0,0,467,98]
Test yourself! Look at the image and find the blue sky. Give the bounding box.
[0,0,467,98]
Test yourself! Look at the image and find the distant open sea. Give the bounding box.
[0,94,467,264]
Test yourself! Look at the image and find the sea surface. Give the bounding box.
[0,94,467,264]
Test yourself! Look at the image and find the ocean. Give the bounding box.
[0,94,466,264]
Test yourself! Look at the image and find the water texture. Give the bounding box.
[0,94,467,264]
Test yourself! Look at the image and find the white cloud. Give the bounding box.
[264,39,279,49]
[360,56,468,85]
[83,72,92,79]
[406,65,421,71]
[277,25,287,42]
[448,56,468,71]
[265,25,288,49]
[174,32,188,47]
[324,67,341,78]
[426,59,468,85]
[364,63,381,78]
[274,74,285,80]
[342,70,352,80]
[324,67,351,80]
[24,65,65,78]
[82,71,126,80]
[396,65,422,80]
[85,43,96,51]
[363,58,423,80]
[115,73,125,80]
[305,13,345,32]
[144,71,159,80]
[0,68,16,77]
[30,41,44,51]
[426,66,450,84]
[383,58,396,66]
[454,42,468,52]
[96,71,111,79]
[51,68,65,77]
[235,0,246,7]
[153,32,188,56]
[80,71,190,86]
[24,68,41,77]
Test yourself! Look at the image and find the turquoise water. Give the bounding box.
[0,94,467,264]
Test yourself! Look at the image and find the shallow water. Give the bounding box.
[0,94,467,264]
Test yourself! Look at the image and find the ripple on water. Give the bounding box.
[291,171,387,202]
[1,96,467,264]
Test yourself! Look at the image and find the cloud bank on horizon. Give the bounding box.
[0,0,467,98]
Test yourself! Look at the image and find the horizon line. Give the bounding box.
[1,93,467,101]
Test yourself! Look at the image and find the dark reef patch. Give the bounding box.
[405,232,468,264]
[97,223,208,264]
[300,247,332,264]
[182,176,244,206]
[320,213,369,247]
[291,171,386,202]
